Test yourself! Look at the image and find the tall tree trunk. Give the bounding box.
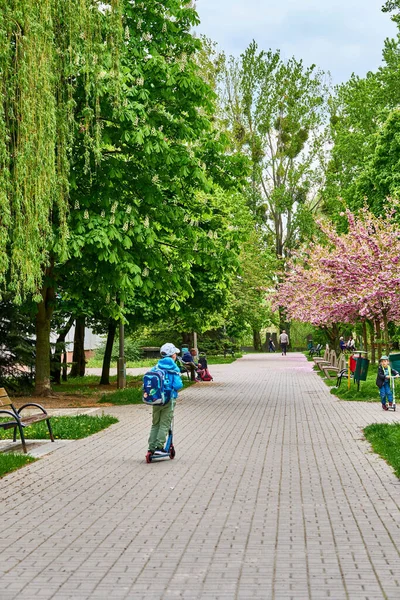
[362,321,368,355]
[51,315,74,385]
[368,320,376,365]
[34,273,55,396]
[100,320,117,386]
[382,311,390,356]
[62,350,68,382]
[278,307,290,338]
[69,316,86,378]
[325,323,340,354]
[253,329,262,351]
[375,320,382,360]
[182,332,191,348]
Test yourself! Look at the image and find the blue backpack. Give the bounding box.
[142,368,172,406]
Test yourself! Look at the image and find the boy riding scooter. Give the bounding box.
[376,355,399,411]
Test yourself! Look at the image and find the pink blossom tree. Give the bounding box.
[274,206,400,357]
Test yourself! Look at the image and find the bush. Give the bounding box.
[0,297,35,390]
[198,330,240,356]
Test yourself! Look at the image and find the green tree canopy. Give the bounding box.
[323,18,400,220]
[220,41,329,260]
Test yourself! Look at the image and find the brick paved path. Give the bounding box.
[1,353,400,600]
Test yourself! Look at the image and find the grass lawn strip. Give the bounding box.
[0,414,118,440]
[207,354,242,365]
[86,354,243,370]
[7,355,243,410]
[0,453,36,478]
[100,378,195,405]
[52,374,141,396]
[307,353,384,403]
[364,423,400,478]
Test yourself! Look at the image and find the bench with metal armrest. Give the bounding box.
[0,388,54,453]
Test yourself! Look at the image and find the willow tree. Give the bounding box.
[0,0,121,394]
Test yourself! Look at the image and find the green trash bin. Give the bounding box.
[389,352,400,372]
[354,357,370,383]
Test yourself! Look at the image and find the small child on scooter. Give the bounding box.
[376,355,399,410]
[147,343,183,457]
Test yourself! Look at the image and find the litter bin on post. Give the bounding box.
[389,353,400,373]
[353,356,370,391]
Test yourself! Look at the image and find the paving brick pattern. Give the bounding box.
[1,353,400,599]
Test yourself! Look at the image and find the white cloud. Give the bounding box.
[196,0,398,83]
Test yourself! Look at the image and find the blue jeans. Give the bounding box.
[379,381,393,405]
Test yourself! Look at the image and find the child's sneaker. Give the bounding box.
[382,404,389,410]
[154,448,168,456]
[389,402,393,407]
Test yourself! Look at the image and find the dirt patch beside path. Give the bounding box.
[10,393,113,410]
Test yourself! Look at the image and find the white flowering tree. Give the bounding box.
[33,0,250,392]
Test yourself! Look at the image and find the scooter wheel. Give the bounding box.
[145,452,153,464]
[394,405,397,411]
[169,445,176,459]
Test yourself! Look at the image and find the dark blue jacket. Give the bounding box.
[376,365,399,389]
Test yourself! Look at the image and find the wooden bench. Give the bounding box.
[0,388,54,453]
[322,353,347,379]
[313,346,330,368]
[140,347,161,359]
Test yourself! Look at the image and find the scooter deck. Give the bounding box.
[146,427,175,463]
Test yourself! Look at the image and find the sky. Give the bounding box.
[196,0,398,84]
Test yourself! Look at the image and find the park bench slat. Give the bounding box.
[0,421,20,430]
[0,388,10,403]
[19,414,50,426]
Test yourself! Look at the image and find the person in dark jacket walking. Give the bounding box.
[376,355,399,410]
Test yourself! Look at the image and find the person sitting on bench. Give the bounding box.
[182,348,198,382]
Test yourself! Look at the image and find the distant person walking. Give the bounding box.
[268,337,276,353]
[279,330,289,356]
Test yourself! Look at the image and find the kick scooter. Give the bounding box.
[145,419,176,463]
[388,375,399,411]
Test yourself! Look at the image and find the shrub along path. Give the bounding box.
[1,353,400,599]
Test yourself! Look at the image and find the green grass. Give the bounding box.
[329,370,385,402]
[100,378,195,405]
[0,414,118,440]
[52,375,141,395]
[87,354,243,369]
[307,354,382,403]
[0,453,36,478]
[86,358,156,369]
[207,354,243,365]
[364,423,400,478]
